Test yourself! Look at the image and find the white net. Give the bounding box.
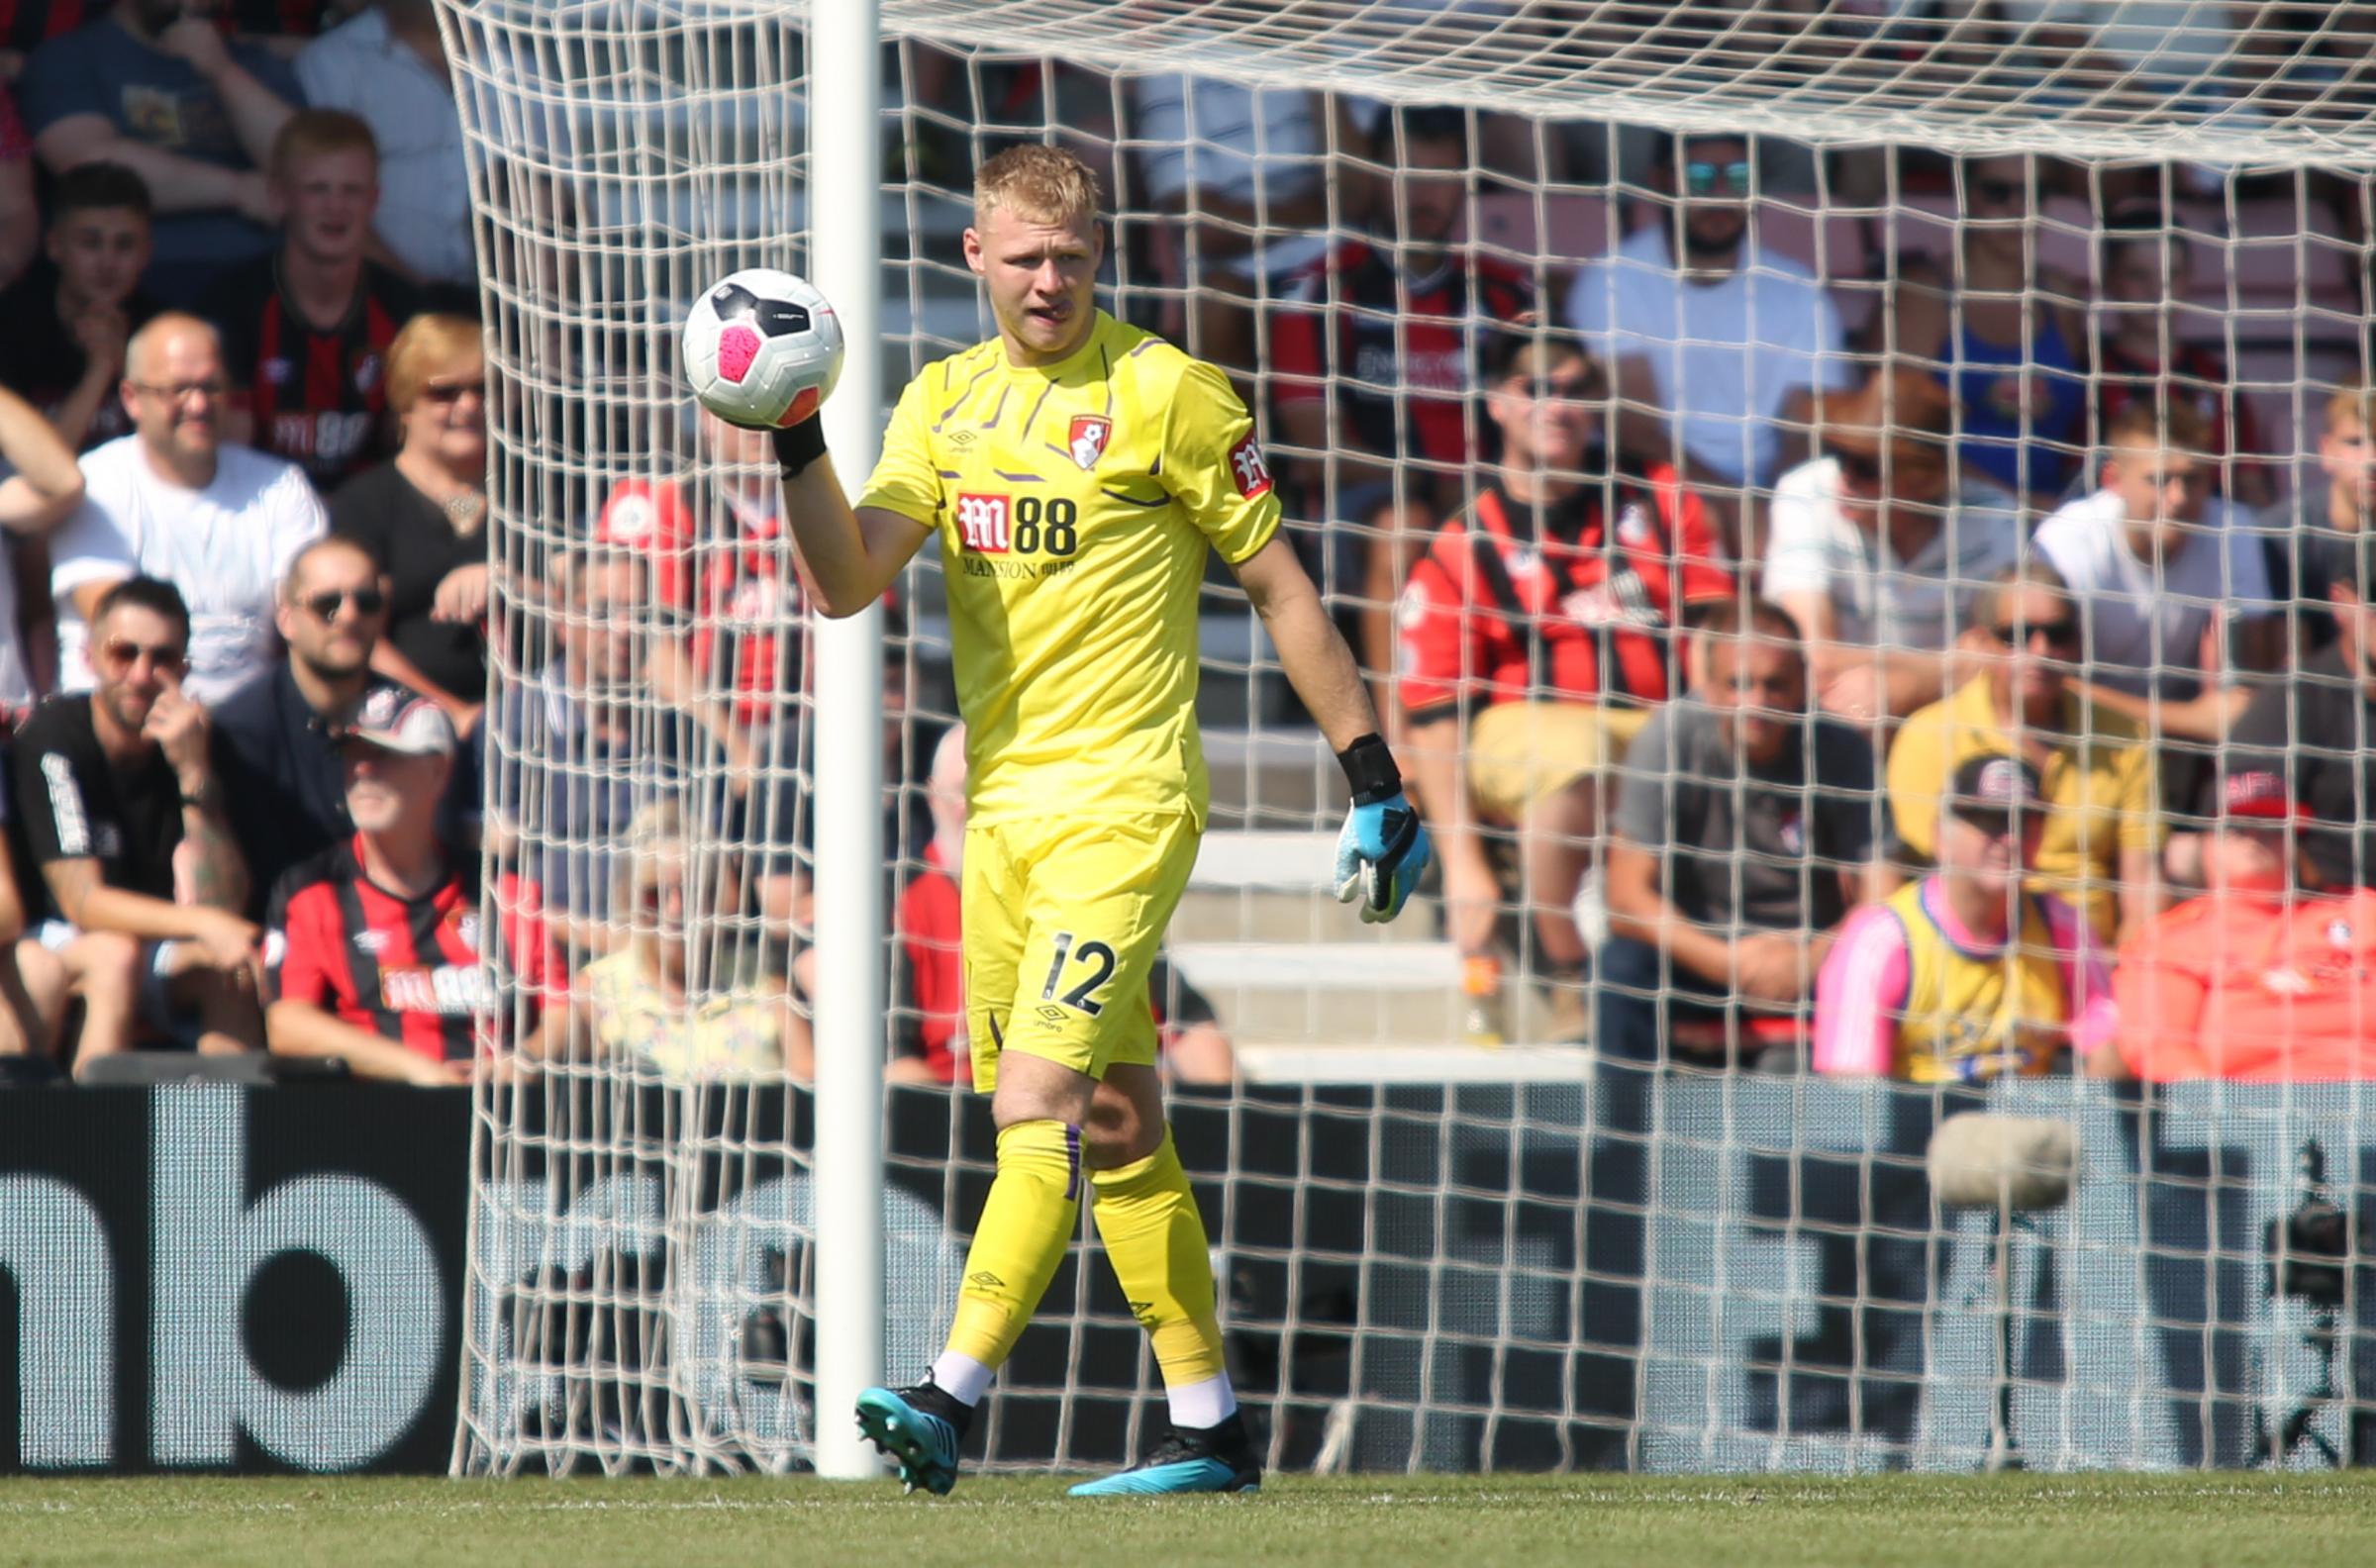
[450,0,2376,1478]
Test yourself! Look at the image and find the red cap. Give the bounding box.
[2223,768,2304,822]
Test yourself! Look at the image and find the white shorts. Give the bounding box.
[34,922,191,1039]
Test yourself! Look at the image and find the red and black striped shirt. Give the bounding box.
[267,835,557,1064]
[202,256,420,489]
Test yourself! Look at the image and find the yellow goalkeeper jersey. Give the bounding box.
[860,311,1281,826]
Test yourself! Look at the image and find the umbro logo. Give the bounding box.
[1037,1006,1066,1025]
[967,1270,1007,1291]
[353,930,391,954]
[947,430,977,447]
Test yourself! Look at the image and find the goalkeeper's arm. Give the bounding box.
[1233,537,1381,752]
[771,422,932,619]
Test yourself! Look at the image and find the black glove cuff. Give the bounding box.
[1336,733,1403,808]
[770,416,830,477]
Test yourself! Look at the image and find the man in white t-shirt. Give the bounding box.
[1563,130,1855,553]
[1763,367,2026,723]
[51,313,327,707]
[2033,399,2279,724]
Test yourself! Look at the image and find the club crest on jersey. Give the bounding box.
[1068,416,1112,470]
[1229,434,1273,500]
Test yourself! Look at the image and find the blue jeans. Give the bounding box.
[1591,936,1732,1066]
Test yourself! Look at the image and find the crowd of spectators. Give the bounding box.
[0,2,2370,1089]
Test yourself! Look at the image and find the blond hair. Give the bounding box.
[2326,375,2373,439]
[270,108,378,180]
[2107,396,2211,453]
[386,313,483,416]
[973,144,1100,228]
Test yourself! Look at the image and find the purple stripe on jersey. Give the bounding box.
[1102,488,1167,508]
[1019,378,1057,441]
[995,469,1045,483]
[937,469,962,479]
[933,362,997,429]
[979,384,1010,430]
[1063,1125,1082,1201]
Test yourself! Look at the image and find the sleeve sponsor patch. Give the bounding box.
[1228,435,1273,500]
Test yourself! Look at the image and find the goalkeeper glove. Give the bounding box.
[1333,734,1432,925]
[769,415,830,477]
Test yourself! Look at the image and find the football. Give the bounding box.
[681,267,844,430]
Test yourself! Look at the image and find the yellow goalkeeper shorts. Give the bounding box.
[961,810,1199,1092]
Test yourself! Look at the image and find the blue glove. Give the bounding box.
[1335,790,1432,925]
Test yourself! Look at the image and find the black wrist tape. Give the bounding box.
[770,416,829,476]
[1336,733,1403,807]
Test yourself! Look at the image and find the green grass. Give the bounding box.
[3,1472,2374,1567]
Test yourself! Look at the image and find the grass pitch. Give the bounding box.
[3,1472,2373,1568]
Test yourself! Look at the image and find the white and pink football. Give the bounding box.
[681,267,843,430]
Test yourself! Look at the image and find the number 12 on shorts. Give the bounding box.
[1040,931,1118,1017]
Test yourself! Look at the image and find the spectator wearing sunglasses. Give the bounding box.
[327,313,488,735]
[1887,562,2162,944]
[10,576,265,1077]
[50,313,327,706]
[209,535,477,918]
[1887,155,2089,514]
[1562,130,1855,559]
[1764,366,2025,724]
[202,111,422,492]
[1816,753,2115,1082]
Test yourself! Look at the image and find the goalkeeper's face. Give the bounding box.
[965,203,1103,364]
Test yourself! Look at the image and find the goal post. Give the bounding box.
[446,0,2376,1478]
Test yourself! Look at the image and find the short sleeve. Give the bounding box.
[267,466,330,579]
[15,724,86,866]
[264,873,334,1006]
[2222,509,2276,610]
[1609,708,1680,850]
[17,35,98,136]
[1817,724,1880,864]
[2115,738,2160,851]
[1158,358,1280,565]
[1561,261,1616,353]
[1884,705,1950,863]
[49,490,139,603]
[1394,540,1472,722]
[1813,903,1912,1077]
[1758,464,1837,603]
[856,373,943,528]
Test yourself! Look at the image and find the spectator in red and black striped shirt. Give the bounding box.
[1397,331,1732,1041]
[264,686,554,1083]
[205,108,421,490]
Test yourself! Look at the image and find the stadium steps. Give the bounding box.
[1173,827,1591,1058]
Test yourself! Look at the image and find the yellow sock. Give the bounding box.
[943,1120,1084,1369]
[1089,1129,1229,1388]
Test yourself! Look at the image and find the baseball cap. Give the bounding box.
[2221,766,2305,823]
[1946,753,2043,833]
[339,687,456,759]
[1823,366,1954,468]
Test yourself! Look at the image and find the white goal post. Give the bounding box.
[446,0,2376,1479]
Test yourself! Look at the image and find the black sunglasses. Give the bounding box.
[304,588,388,621]
[1995,619,2080,651]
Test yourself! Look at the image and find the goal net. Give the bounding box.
[447,0,2376,1477]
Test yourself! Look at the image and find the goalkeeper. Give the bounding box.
[771,145,1431,1497]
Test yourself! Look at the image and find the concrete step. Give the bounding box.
[1238,1041,1596,1085]
[1200,728,1343,826]
[1176,830,1439,944]
[1167,939,1591,1049]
